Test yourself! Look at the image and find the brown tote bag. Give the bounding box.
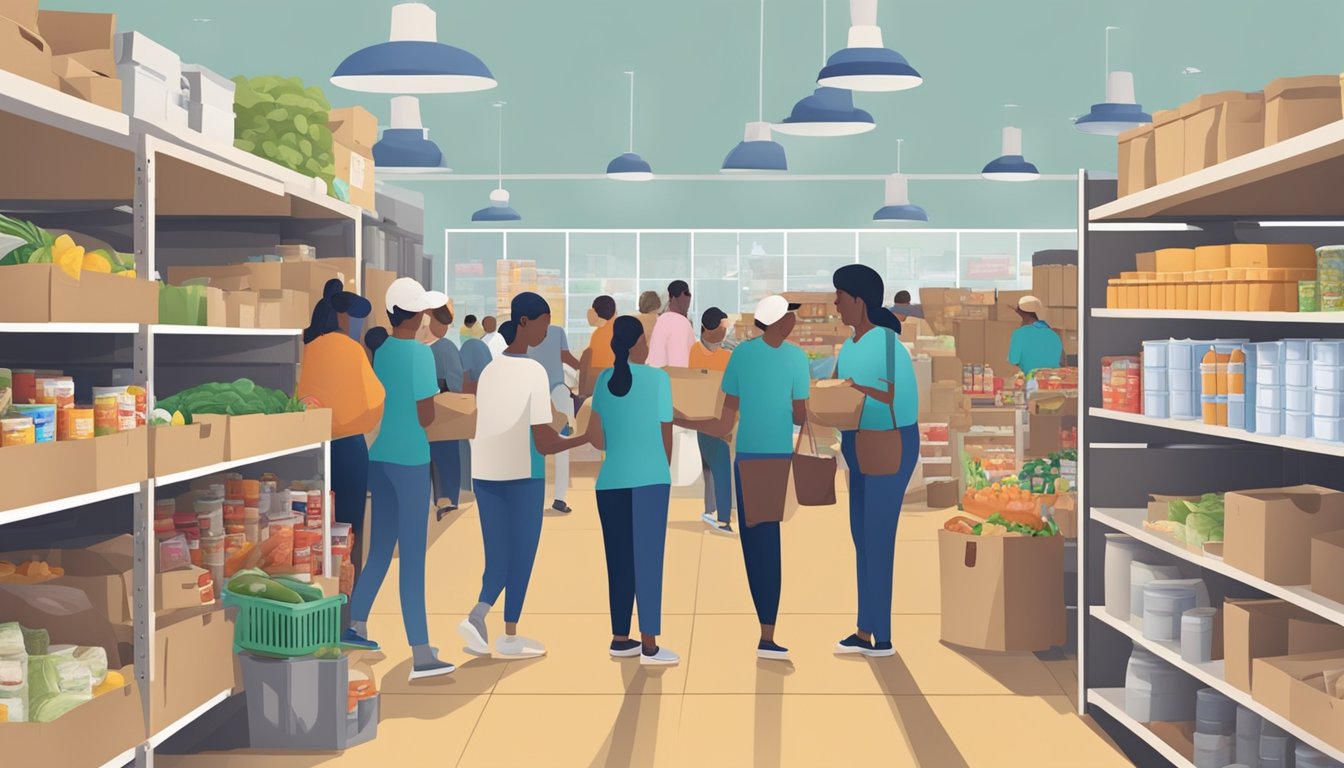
[856,328,905,476]
[738,457,792,527]
[792,416,837,506]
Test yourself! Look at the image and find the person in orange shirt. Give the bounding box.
[579,295,617,398]
[297,280,386,578]
[689,307,735,534]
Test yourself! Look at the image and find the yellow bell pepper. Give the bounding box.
[82,250,112,273]
[51,234,84,280]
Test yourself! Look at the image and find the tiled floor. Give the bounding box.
[160,474,1128,768]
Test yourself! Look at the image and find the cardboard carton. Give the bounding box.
[365,268,398,332]
[1156,248,1196,274]
[224,290,258,328]
[0,429,147,512]
[4,665,144,764]
[953,319,986,366]
[256,288,310,329]
[276,243,316,262]
[1251,651,1344,752]
[0,264,157,323]
[195,409,332,462]
[1224,485,1344,585]
[318,257,359,291]
[984,320,1019,375]
[57,73,120,109]
[924,381,968,416]
[93,426,149,489]
[931,355,963,384]
[1117,123,1155,197]
[0,15,56,88]
[157,564,210,611]
[203,285,226,327]
[329,106,377,152]
[1183,91,1263,174]
[1265,75,1343,145]
[926,479,958,509]
[1228,243,1316,270]
[0,0,38,31]
[280,260,346,301]
[667,367,725,421]
[334,141,376,212]
[1052,493,1078,538]
[1223,598,1344,692]
[808,382,864,429]
[1153,108,1185,185]
[36,10,115,56]
[1135,252,1158,272]
[1310,529,1344,605]
[938,529,1066,652]
[152,608,237,734]
[424,392,476,442]
[149,421,226,478]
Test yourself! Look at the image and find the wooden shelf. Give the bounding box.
[1089,407,1344,458]
[1093,308,1344,323]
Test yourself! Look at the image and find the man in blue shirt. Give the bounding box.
[1007,295,1065,376]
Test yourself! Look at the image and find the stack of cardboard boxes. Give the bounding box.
[782,291,850,360]
[0,4,121,110]
[1106,244,1316,312]
[164,248,355,329]
[1031,259,1079,356]
[495,259,565,326]
[329,106,377,212]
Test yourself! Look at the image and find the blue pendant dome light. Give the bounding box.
[1075,28,1150,135]
[982,105,1039,182]
[817,0,921,92]
[372,96,447,168]
[332,3,496,94]
[873,139,927,221]
[775,0,875,137]
[722,0,788,172]
[607,70,653,180]
[472,102,521,222]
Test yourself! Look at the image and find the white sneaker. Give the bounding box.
[458,618,490,656]
[496,634,547,658]
[701,512,718,527]
[640,646,680,666]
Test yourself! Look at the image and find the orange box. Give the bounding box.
[1155,248,1196,273]
[1235,282,1250,312]
[1221,282,1236,311]
[1117,124,1155,197]
[1153,109,1185,184]
[1195,245,1231,271]
[1230,243,1317,269]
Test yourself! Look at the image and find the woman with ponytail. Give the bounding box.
[585,316,678,665]
[459,293,589,660]
[830,264,920,659]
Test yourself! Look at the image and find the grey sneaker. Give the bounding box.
[409,657,455,680]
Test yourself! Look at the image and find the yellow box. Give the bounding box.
[1195,245,1231,271]
[1221,282,1236,310]
[1156,248,1196,273]
[1211,282,1226,311]
[1165,283,1179,309]
[1137,282,1150,309]
[1186,283,1199,309]
[1235,282,1250,311]
[1147,283,1161,308]
[1229,243,1317,269]
[1175,282,1190,310]
[1107,284,1120,309]
[1198,282,1213,310]
[1123,283,1140,308]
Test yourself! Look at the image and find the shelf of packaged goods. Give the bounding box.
[149,324,303,337]
[1085,688,1196,768]
[1089,407,1344,458]
[0,483,140,527]
[1089,607,1344,763]
[0,322,141,334]
[153,442,325,487]
[1090,506,1344,627]
[147,688,231,748]
[1092,309,1344,323]
[1089,119,1344,222]
[0,69,131,147]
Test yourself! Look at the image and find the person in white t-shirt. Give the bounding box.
[458,293,588,659]
[481,315,507,359]
[645,280,695,368]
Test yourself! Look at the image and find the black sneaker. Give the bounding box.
[435,504,458,521]
[609,639,642,658]
[551,499,572,514]
[834,633,873,655]
[862,641,895,658]
[757,640,791,661]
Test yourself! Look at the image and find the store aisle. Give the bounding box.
[160,475,1127,768]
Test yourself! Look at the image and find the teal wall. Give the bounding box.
[43,0,1344,280]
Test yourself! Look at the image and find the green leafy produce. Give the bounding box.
[233,75,335,191]
[313,646,342,660]
[227,573,304,604]
[1184,512,1223,546]
[155,378,305,423]
[0,213,55,265]
[1168,493,1224,526]
[273,577,324,602]
[22,624,49,655]
[972,513,1060,537]
[28,654,91,722]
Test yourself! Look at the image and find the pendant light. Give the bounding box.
[607,70,653,180]
[472,102,520,222]
[722,0,787,173]
[372,96,446,168]
[817,0,921,92]
[331,2,496,94]
[982,105,1039,182]
[1075,27,1151,135]
[775,0,875,137]
[873,139,927,221]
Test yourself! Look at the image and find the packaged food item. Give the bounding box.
[201,534,225,566]
[289,487,308,520]
[260,524,294,569]
[225,478,245,499]
[158,534,191,572]
[1,417,35,446]
[1300,280,1320,311]
[1201,349,1217,395]
[154,516,176,538]
[223,498,245,533]
[12,369,36,405]
[244,506,261,543]
[126,385,147,426]
[0,369,10,415]
[92,388,121,436]
[241,479,261,507]
[194,497,223,535]
[306,487,324,529]
[224,532,247,557]
[293,528,317,569]
[38,377,74,412]
[116,392,136,432]
[11,404,55,443]
[155,498,176,519]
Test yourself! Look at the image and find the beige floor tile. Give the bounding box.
[519,527,704,615]
[1042,657,1081,708]
[457,694,683,768]
[491,614,693,695]
[357,614,509,696]
[927,695,1133,768]
[885,615,1065,696]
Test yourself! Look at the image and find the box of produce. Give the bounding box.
[0,217,151,322]
[1224,598,1344,693]
[0,428,148,512]
[1142,493,1225,552]
[1224,485,1344,585]
[155,380,330,461]
[4,663,142,762]
[151,606,236,734]
[938,522,1065,652]
[149,415,225,478]
[1251,651,1344,752]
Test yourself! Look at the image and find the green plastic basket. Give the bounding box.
[223,590,346,658]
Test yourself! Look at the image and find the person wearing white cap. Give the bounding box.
[677,293,809,662]
[346,276,456,681]
[1008,295,1064,376]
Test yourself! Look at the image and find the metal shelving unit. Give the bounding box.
[0,69,359,768]
[1079,130,1344,765]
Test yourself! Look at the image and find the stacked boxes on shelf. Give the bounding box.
[1031,251,1079,355]
[782,292,849,362]
[164,251,350,329]
[181,64,234,143]
[1106,244,1316,312]
[1103,355,1142,414]
[329,106,377,212]
[495,260,564,325]
[39,10,121,110]
[1312,341,1344,442]
[1199,343,1246,427]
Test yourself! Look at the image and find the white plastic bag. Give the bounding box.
[670,426,702,487]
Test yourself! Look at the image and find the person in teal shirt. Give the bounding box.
[586,316,679,666]
[1007,295,1065,375]
[679,294,809,662]
[831,265,921,660]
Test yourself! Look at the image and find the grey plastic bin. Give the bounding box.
[240,653,378,750]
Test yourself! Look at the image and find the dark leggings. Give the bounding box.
[330,435,369,575]
[733,452,787,627]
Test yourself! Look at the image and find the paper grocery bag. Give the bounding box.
[666,367,725,421]
[425,393,476,442]
[938,529,1066,652]
[808,381,864,430]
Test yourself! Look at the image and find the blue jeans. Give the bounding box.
[475,478,545,623]
[429,440,462,505]
[840,425,921,644]
[330,435,369,573]
[734,452,788,627]
[349,461,431,646]
[698,433,733,524]
[596,485,671,637]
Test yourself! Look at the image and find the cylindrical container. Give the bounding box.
[223,498,245,531]
[61,407,94,441]
[1195,688,1236,735]
[1228,349,1246,394]
[1202,394,1218,424]
[1,417,35,446]
[1258,722,1292,768]
[1236,705,1263,766]
[208,482,225,499]
[294,528,319,570]
[243,507,261,543]
[288,488,308,520]
[193,497,223,536]
[1143,584,1197,642]
[224,532,247,556]
[1106,534,1148,619]
[1130,561,1182,620]
[1295,742,1336,768]
[1125,647,1199,723]
[200,534,225,565]
[1201,351,1218,395]
[92,395,118,436]
[224,478,245,499]
[1194,732,1234,768]
[115,392,136,432]
[1182,607,1218,664]
[154,516,176,538]
[12,404,55,443]
[241,479,260,507]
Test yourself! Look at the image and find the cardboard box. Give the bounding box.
[57,73,121,109]
[0,264,158,323]
[365,268,398,331]
[424,392,476,442]
[0,0,38,31]
[157,564,210,611]
[1310,529,1344,605]
[276,243,316,262]
[984,320,1019,375]
[1153,108,1185,185]
[938,529,1066,652]
[1052,493,1078,539]
[1117,123,1155,197]
[92,426,149,489]
[1223,598,1344,692]
[1195,244,1231,271]
[1183,91,1264,174]
[36,10,115,56]
[329,105,377,152]
[1228,243,1316,270]
[224,290,258,328]
[1265,75,1342,145]
[256,288,310,329]
[149,421,226,478]
[334,141,375,212]
[0,16,57,89]
[931,355,963,384]
[0,428,147,512]
[925,382,967,415]
[1028,412,1065,455]
[280,261,346,301]
[1061,329,1079,356]
[808,382,864,429]
[1224,485,1344,585]
[1251,651,1344,752]
[953,319,986,366]
[1156,248,1196,274]
[152,608,237,734]
[318,257,359,291]
[667,367,725,421]
[194,409,332,462]
[4,665,144,765]
[202,285,226,327]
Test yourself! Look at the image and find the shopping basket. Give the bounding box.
[222,590,346,658]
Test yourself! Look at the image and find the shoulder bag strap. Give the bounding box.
[885,328,899,430]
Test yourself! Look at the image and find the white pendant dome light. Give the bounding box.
[1075,27,1151,135]
[722,0,787,172]
[873,139,928,221]
[775,0,875,137]
[607,70,653,181]
[817,0,922,93]
[982,105,1040,182]
[332,3,496,94]
[472,102,520,222]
